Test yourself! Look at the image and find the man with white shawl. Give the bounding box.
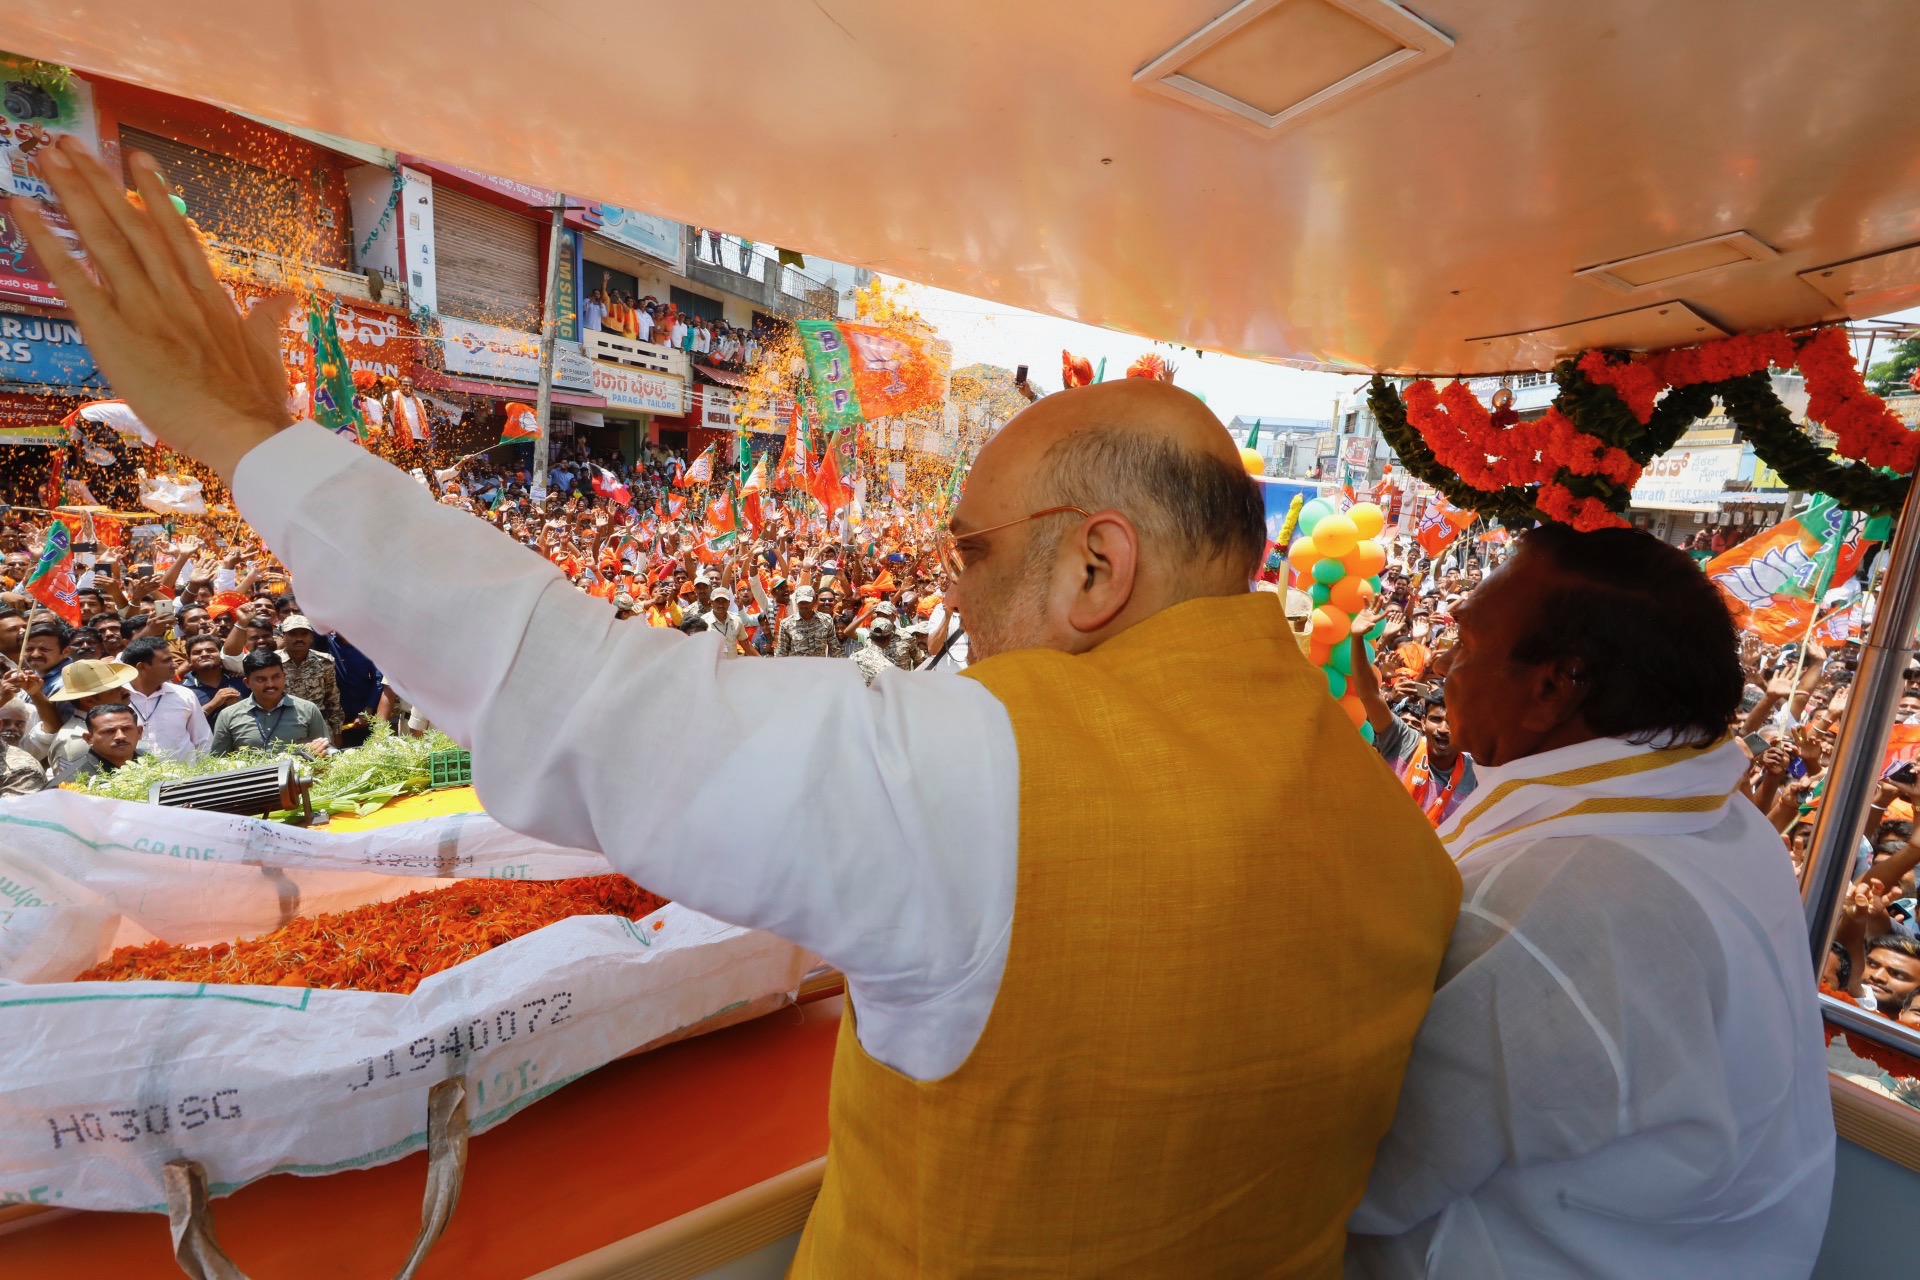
[1348,523,1835,1279]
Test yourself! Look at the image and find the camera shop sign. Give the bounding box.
[591,360,684,415]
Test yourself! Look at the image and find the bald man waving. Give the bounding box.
[16,140,1459,1279]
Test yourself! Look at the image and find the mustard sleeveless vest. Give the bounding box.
[790,593,1459,1278]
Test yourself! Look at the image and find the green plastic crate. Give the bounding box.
[428,748,473,790]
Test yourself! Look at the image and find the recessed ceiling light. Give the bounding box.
[1134,0,1454,136]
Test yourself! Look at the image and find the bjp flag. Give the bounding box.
[1414,496,1474,558]
[1705,497,1864,645]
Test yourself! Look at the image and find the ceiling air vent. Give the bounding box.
[1134,0,1453,135]
[1576,232,1779,295]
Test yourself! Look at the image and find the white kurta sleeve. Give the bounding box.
[232,424,1019,1028]
[1351,837,1728,1236]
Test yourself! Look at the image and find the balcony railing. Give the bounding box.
[210,243,384,304]
[584,329,691,380]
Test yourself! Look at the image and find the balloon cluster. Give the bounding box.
[1287,500,1388,743]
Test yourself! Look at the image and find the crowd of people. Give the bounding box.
[580,283,763,372]
[0,420,963,788]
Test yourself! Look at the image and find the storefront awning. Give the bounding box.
[693,362,750,389]
[411,366,608,410]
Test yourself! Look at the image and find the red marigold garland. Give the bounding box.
[1534,482,1627,532]
[1401,379,1555,491]
[1795,327,1920,473]
[1385,325,1918,530]
[1645,330,1796,387]
[1574,351,1663,425]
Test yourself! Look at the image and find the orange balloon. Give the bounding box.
[1286,537,1321,572]
[1329,576,1372,614]
[1343,539,1387,579]
[1338,693,1368,727]
[1311,513,1360,559]
[1308,643,1332,668]
[1348,502,1386,540]
[1311,606,1352,643]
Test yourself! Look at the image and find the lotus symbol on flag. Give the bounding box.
[1712,542,1818,610]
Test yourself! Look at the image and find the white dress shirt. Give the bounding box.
[1348,736,1834,1280]
[125,681,213,760]
[236,423,1018,1080]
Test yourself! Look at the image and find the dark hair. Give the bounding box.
[1866,934,1920,962]
[25,621,68,647]
[241,650,284,678]
[1876,820,1915,848]
[68,625,101,649]
[122,636,172,667]
[87,612,121,630]
[1039,423,1266,575]
[1511,525,1742,749]
[186,634,223,654]
[0,605,23,623]
[1828,940,1853,991]
[83,702,135,728]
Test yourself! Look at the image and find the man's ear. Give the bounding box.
[1518,654,1590,734]
[1064,511,1139,636]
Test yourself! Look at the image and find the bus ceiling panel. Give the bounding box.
[2,0,1917,374]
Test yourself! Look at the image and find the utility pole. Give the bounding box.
[532,196,569,494]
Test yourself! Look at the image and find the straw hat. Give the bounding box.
[49,659,137,702]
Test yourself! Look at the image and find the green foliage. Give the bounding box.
[73,720,462,819]
[1866,338,1920,400]
[0,54,73,94]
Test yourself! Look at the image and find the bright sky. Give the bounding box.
[894,281,1364,428]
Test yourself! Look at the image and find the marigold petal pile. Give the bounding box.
[74,875,669,994]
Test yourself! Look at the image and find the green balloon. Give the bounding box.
[1312,558,1346,585]
[169,193,188,215]
[1360,720,1376,745]
[1327,642,1352,674]
[1301,499,1335,531]
[1325,668,1347,700]
[1366,575,1381,591]
[1310,583,1332,606]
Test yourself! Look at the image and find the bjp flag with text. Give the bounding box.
[796,319,946,432]
[1705,497,1864,645]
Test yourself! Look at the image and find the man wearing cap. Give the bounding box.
[706,588,745,657]
[870,601,920,671]
[776,585,835,657]
[209,651,333,756]
[276,614,344,741]
[31,159,1460,1279]
[850,613,901,686]
[13,656,138,778]
[53,703,147,784]
[121,635,212,760]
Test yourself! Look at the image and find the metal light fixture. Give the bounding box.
[150,759,316,825]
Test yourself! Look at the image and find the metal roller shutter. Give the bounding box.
[433,188,540,326]
[120,127,347,267]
